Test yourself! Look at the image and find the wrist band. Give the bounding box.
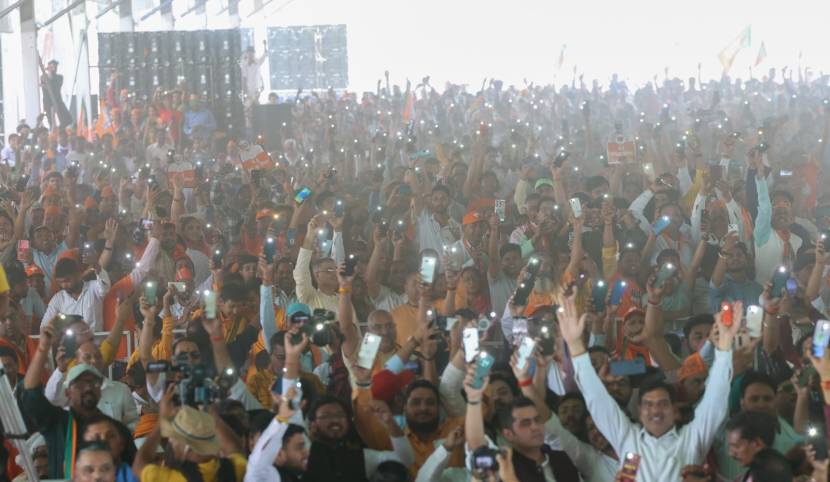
[647,299,661,306]
[338,287,352,294]
[356,381,372,388]
[467,400,481,405]
[210,335,224,342]
[276,415,289,424]
[518,378,533,388]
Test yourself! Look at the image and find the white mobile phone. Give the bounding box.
[463,328,479,363]
[746,305,763,338]
[569,198,582,218]
[420,256,438,284]
[203,290,217,319]
[516,337,536,370]
[643,162,656,183]
[357,333,382,369]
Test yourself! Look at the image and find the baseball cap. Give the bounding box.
[64,363,103,388]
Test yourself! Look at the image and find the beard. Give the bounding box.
[406,416,439,435]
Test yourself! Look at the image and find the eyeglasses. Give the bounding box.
[179,351,201,360]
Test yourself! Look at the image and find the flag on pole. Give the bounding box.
[754,42,767,67]
[76,99,89,141]
[95,98,113,139]
[718,25,751,74]
[557,44,566,70]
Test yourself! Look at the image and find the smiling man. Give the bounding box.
[559,296,739,480]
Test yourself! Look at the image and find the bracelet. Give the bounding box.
[467,399,481,405]
[210,335,224,342]
[276,415,289,424]
[647,299,661,306]
[338,287,352,294]
[518,378,533,388]
[356,381,372,388]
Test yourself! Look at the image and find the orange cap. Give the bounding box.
[462,211,485,226]
[25,265,44,278]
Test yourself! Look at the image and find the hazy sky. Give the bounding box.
[245,0,829,92]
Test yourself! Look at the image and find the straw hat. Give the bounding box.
[160,406,220,456]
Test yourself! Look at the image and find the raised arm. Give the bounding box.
[295,214,325,302]
[24,316,58,389]
[463,364,488,451]
[366,227,387,300]
[336,263,360,358]
[487,213,502,280]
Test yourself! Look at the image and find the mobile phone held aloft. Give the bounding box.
[812,320,830,358]
[619,453,641,481]
[294,187,312,204]
[653,215,671,235]
[592,280,608,312]
[420,255,437,284]
[471,352,495,389]
[609,358,646,377]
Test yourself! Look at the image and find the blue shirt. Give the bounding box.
[183,109,217,139]
[709,274,763,312]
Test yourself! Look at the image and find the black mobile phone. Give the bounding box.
[264,237,277,263]
[212,249,223,269]
[63,329,78,359]
[14,175,29,192]
[344,254,358,276]
[553,150,569,168]
[334,199,345,218]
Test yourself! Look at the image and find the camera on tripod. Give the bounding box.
[146,352,237,408]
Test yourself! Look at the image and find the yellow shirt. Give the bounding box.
[140,453,246,482]
[0,264,8,293]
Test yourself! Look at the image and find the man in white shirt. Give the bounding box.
[44,340,138,431]
[293,214,342,316]
[1,133,19,167]
[41,257,110,331]
[559,296,739,481]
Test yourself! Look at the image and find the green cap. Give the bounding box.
[64,363,103,388]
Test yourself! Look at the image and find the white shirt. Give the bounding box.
[372,284,408,313]
[416,208,461,260]
[41,269,110,331]
[572,349,733,481]
[239,54,267,100]
[44,369,139,431]
[544,413,618,482]
[1,145,16,167]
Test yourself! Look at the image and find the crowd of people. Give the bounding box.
[0,62,826,482]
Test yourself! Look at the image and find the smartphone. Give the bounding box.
[445,244,463,271]
[808,425,828,461]
[620,452,641,481]
[655,263,676,288]
[14,174,29,192]
[264,237,277,263]
[393,219,406,239]
[653,215,671,235]
[204,290,217,319]
[746,305,763,338]
[444,316,458,331]
[512,318,529,346]
[610,280,627,306]
[516,337,536,371]
[495,199,506,222]
[212,249,223,269]
[643,162,656,183]
[144,281,157,305]
[771,267,789,299]
[168,281,187,293]
[553,150,569,168]
[471,352,495,389]
[720,301,733,326]
[728,223,739,235]
[141,218,154,230]
[334,199,345,218]
[294,187,312,204]
[63,328,78,359]
[569,198,582,218]
[822,232,830,251]
[16,240,29,262]
[780,169,793,177]
[357,333,382,369]
[420,256,437,284]
[82,242,96,264]
[813,320,830,358]
[784,277,799,298]
[592,280,608,312]
[463,328,479,363]
[344,253,358,276]
[609,358,646,377]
